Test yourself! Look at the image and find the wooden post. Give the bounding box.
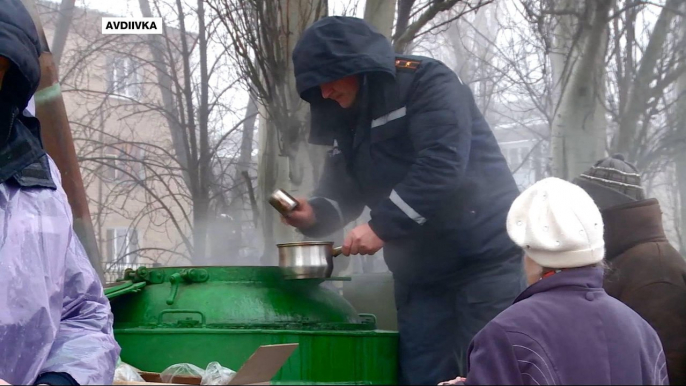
[20,0,105,282]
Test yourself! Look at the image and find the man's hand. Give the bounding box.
[342,223,384,255]
[280,197,316,229]
[439,376,466,385]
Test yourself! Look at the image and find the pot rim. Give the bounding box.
[277,241,333,247]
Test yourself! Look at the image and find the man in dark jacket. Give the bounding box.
[283,16,525,385]
[574,154,686,385]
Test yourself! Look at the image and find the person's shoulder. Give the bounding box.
[500,293,548,316]
[474,297,542,341]
[610,241,686,288]
[394,55,465,98]
[44,155,63,186]
[476,313,553,364]
[492,291,581,334]
[394,54,438,67]
[394,54,455,76]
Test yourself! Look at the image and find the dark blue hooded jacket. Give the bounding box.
[292,17,520,284]
[0,0,55,191]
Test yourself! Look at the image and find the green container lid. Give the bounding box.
[109,266,375,331]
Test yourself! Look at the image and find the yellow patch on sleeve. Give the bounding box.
[395,59,421,70]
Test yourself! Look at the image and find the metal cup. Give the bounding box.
[277,241,343,279]
[269,189,299,216]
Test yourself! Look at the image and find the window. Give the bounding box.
[131,146,146,181]
[109,56,141,98]
[103,144,146,182]
[106,228,139,267]
[104,146,125,181]
[500,142,534,172]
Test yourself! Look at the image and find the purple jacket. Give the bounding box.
[0,1,119,383]
[465,267,667,385]
[0,157,120,385]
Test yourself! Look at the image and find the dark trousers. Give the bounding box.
[394,258,525,385]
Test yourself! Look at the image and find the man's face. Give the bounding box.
[0,57,10,90]
[320,75,359,108]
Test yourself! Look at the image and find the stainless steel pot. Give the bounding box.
[277,241,342,279]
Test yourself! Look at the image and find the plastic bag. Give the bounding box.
[201,362,236,385]
[160,361,236,385]
[160,363,205,383]
[113,360,145,383]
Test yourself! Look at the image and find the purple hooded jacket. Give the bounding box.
[0,1,120,383]
[0,156,121,385]
[464,267,667,385]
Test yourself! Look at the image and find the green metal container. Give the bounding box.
[106,266,398,385]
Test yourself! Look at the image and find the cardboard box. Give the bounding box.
[114,343,298,386]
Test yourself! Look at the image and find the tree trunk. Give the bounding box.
[675,8,686,254]
[467,9,497,113]
[364,0,396,39]
[195,0,212,265]
[174,0,201,262]
[394,0,415,53]
[616,0,680,158]
[393,0,462,54]
[550,0,612,180]
[257,114,282,264]
[549,0,579,108]
[257,0,326,265]
[217,94,258,263]
[51,0,75,69]
[138,0,192,187]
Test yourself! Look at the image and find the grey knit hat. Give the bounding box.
[572,154,645,211]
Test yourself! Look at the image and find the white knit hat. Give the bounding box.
[506,177,605,269]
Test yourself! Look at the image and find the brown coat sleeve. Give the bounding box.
[622,282,686,385]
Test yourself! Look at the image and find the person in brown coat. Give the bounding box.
[574,154,686,385]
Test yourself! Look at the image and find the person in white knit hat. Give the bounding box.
[440,177,667,385]
[507,177,605,284]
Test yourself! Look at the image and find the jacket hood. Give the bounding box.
[0,0,41,111]
[601,198,667,260]
[292,16,396,102]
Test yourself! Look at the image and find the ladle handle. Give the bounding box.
[332,246,343,257]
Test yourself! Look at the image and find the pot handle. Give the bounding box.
[332,246,343,257]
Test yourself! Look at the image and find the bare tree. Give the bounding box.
[549,0,612,179]
[437,0,686,245]
[615,0,682,158]
[670,4,686,253]
[44,0,254,275]
[51,0,75,68]
[393,0,495,53]
[364,0,396,38]
[209,0,328,263]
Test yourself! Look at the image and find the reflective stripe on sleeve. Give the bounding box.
[389,190,426,225]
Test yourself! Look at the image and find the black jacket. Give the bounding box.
[0,0,55,191]
[292,17,520,284]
